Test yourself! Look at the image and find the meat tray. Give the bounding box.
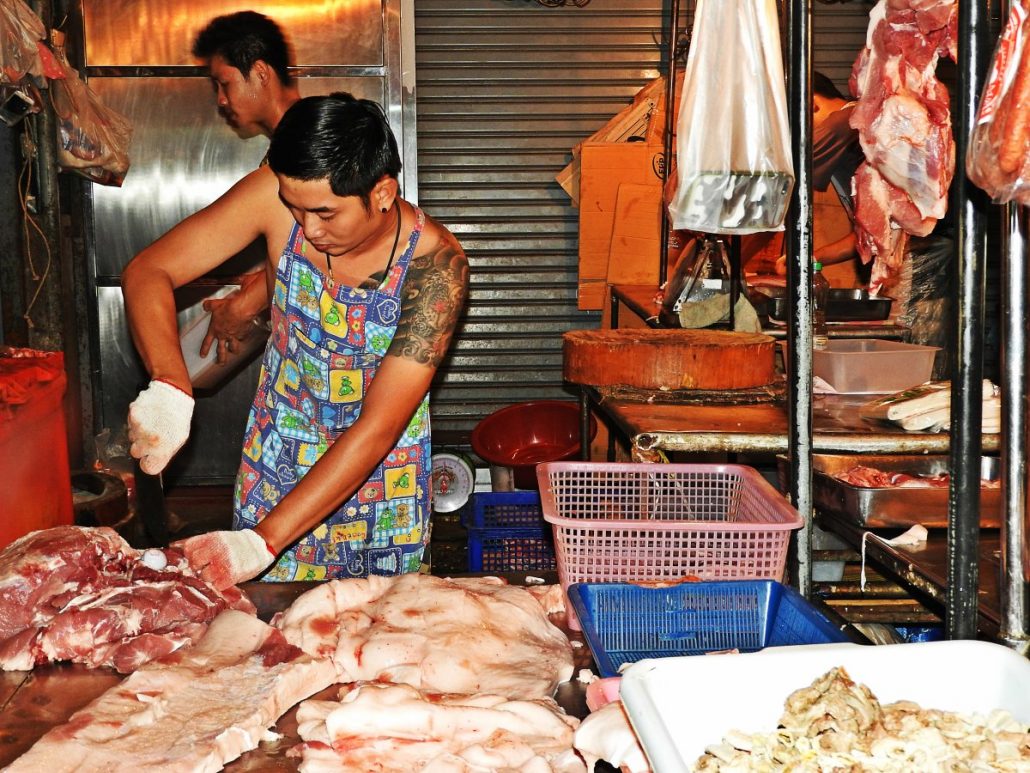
[759,287,893,322]
[807,453,1001,528]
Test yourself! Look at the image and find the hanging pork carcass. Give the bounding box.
[849,0,958,291]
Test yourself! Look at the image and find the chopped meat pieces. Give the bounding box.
[836,465,1000,489]
[0,525,255,672]
[275,574,574,700]
[696,667,1030,771]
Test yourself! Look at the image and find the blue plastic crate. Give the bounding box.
[463,491,556,572]
[569,580,849,677]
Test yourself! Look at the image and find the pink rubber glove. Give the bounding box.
[174,529,276,590]
[127,380,195,475]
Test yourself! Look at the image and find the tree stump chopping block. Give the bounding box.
[563,329,776,391]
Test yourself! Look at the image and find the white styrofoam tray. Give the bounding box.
[620,640,1030,773]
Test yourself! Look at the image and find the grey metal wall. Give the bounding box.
[415,0,875,450]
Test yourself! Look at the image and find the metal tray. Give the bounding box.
[761,288,893,322]
[807,454,1001,528]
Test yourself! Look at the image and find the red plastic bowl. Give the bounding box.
[470,401,597,490]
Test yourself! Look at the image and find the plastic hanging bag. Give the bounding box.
[967,0,1030,205]
[49,32,132,186]
[668,0,794,235]
[0,0,46,86]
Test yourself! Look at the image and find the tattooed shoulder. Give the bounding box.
[389,237,469,367]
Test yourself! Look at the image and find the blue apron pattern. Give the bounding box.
[233,208,431,580]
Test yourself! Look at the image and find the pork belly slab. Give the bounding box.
[275,574,575,700]
[292,682,585,773]
[5,610,338,772]
[0,526,255,672]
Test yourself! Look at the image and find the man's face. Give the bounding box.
[207,54,268,139]
[276,175,378,258]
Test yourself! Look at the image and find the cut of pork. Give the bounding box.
[5,610,338,772]
[574,700,652,773]
[292,682,585,773]
[0,525,255,672]
[848,0,957,290]
[275,574,574,700]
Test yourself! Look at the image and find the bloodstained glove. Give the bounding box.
[174,529,276,590]
[127,379,195,475]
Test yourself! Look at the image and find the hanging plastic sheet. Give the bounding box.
[967,0,1030,205]
[667,0,794,235]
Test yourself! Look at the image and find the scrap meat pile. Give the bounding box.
[696,666,1030,771]
[0,526,254,673]
[849,0,958,291]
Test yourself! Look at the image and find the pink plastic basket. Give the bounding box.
[536,462,803,628]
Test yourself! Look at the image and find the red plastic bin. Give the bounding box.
[536,462,803,628]
[0,348,73,550]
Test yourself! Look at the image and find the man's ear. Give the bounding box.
[373,176,400,211]
[252,59,272,87]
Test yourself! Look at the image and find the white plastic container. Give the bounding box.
[178,285,267,390]
[813,339,939,394]
[620,640,1030,773]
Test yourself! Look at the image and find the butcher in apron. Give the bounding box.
[123,94,469,589]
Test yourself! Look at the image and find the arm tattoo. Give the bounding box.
[390,241,469,367]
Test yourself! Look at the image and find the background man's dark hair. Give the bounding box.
[268,93,402,212]
[193,11,293,87]
[813,71,847,101]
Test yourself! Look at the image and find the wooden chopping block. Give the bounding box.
[563,329,776,391]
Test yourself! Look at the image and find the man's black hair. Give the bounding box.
[193,11,293,87]
[268,93,402,212]
[813,71,847,101]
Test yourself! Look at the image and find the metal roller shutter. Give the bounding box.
[415,0,879,451]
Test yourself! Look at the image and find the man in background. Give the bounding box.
[191,11,300,361]
[747,71,867,288]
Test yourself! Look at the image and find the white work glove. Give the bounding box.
[174,529,276,590]
[127,379,195,475]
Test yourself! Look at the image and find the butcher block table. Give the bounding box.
[588,389,1002,458]
[0,573,594,770]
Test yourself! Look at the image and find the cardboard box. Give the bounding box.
[577,142,664,309]
[606,182,663,286]
[556,76,667,206]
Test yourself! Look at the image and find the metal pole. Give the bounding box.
[659,0,681,287]
[947,0,990,641]
[785,0,814,597]
[1000,202,1029,653]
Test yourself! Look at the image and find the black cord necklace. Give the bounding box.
[324,201,402,290]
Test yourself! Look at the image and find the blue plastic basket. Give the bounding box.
[569,580,849,677]
[463,491,556,572]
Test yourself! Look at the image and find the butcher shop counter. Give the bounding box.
[0,573,595,770]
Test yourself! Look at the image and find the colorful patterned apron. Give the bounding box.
[233,208,431,581]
